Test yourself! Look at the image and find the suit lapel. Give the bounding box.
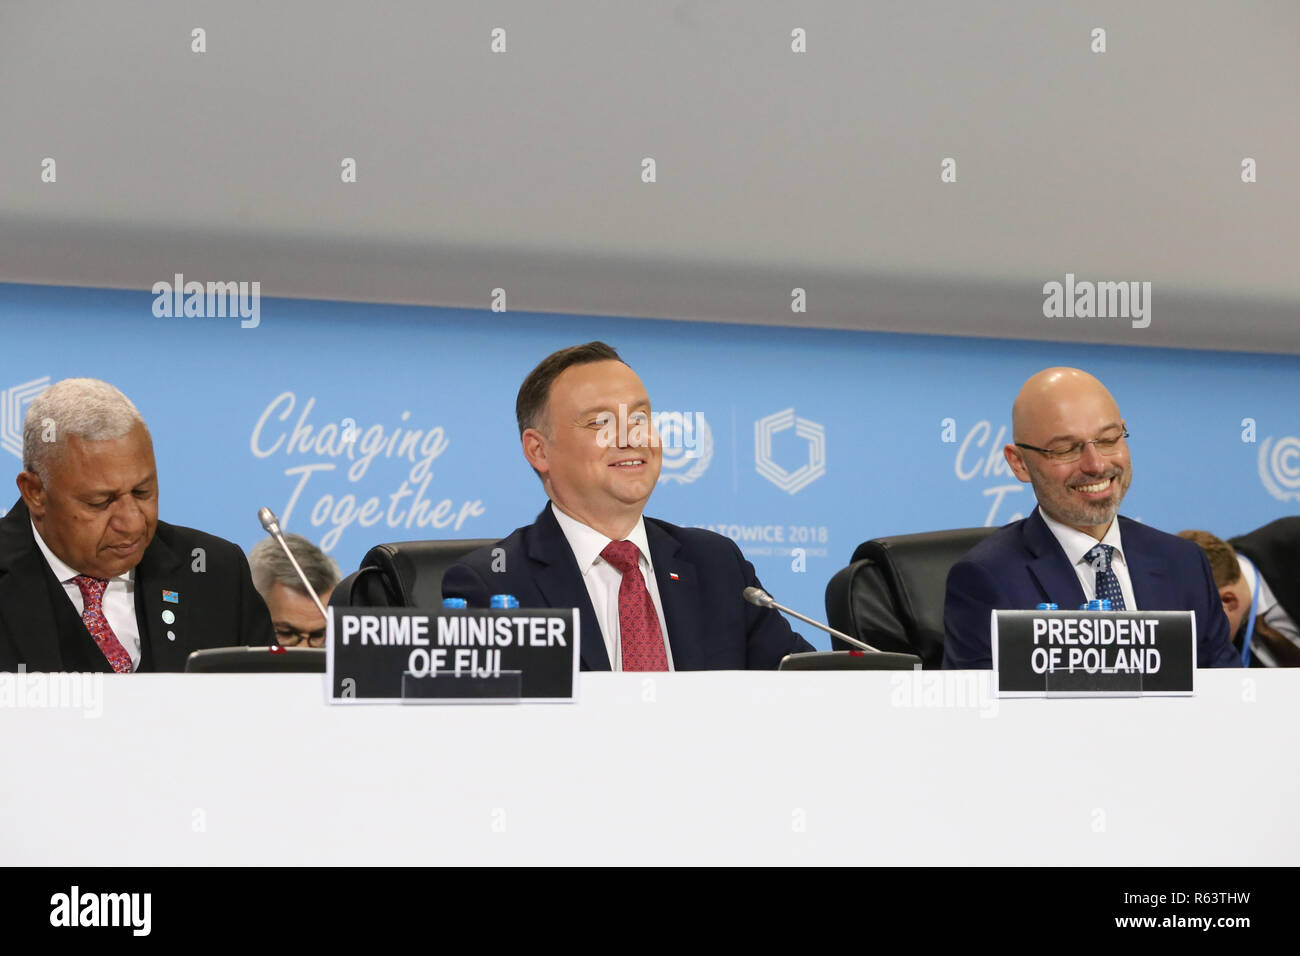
[645,520,703,670]
[1118,517,1165,609]
[1022,508,1087,608]
[527,506,610,671]
[132,530,185,673]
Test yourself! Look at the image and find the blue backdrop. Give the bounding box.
[2,282,1297,648]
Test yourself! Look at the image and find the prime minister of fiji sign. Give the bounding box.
[328,607,579,703]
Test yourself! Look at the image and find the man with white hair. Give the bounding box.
[0,378,273,671]
[248,533,340,648]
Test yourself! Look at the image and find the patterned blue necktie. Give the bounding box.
[1085,543,1127,610]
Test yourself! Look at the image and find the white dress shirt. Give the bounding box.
[1038,507,1138,610]
[31,520,142,670]
[549,502,674,671]
[1236,554,1300,667]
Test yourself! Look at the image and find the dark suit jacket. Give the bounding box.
[943,509,1239,670]
[442,503,815,670]
[0,499,273,672]
[1230,516,1300,627]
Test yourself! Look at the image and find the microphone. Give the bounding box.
[257,507,330,623]
[743,586,883,653]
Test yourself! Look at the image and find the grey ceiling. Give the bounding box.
[2,1,1297,352]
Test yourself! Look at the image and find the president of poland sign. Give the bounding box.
[993,609,1196,697]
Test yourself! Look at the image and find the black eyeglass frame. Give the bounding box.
[1014,427,1130,463]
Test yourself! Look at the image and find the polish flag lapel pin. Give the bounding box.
[669,572,680,581]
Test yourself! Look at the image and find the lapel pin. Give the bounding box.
[161,609,175,625]
[669,572,680,581]
[162,590,179,603]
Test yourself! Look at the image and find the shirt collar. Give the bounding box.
[30,519,133,585]
[1236,554,1276,614]
[550,502,652,576]
[1038,506,1126,569]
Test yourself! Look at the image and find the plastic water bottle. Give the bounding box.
[490,594,520,609]
[442,597,467,609]
[1036,603,1059,610]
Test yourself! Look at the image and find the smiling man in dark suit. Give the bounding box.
[442,342,813,671]
[0,378,273,672]
[942,367,1238,670]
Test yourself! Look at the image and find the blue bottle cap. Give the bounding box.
[490,594,520,609]
[442,597,467,609]
[1099,599,1112,611]
[1086,600,1104,611]
[1035,603,1059,610]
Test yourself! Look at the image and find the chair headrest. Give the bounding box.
[363,539,499,607]
[853,527,995,646]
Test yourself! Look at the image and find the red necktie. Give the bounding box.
[73,575,134,673]
[600,540,668,671]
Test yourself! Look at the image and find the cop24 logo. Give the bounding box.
[1259,435,1300,502]
[1,376,50,459]
[754,408,826,494]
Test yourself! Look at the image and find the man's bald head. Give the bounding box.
[1004,367,1132,539]
[1011,367,1120,444]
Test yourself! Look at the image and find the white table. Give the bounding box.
[2,669,1295,865]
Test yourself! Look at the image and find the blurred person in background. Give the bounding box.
[248,533,340,649]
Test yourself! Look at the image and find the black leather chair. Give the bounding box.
[825,528,996,669]
[330,539,498,608]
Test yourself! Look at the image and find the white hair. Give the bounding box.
[23,378,148,482]
[248,534,341,599]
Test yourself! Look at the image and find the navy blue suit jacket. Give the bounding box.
[942,509,1239,670]
[442,504,815,670]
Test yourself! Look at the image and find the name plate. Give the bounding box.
[327,607,579,703]
[992,609,1196,697]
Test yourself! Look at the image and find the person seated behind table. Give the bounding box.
[248,533,340,649]
[1179,525,1300,667]
[443,341,814,671]
[943,366,1238,669]
[0,378,272,672]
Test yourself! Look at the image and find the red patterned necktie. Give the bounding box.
[600,540,668,671]
[73,575,134,673]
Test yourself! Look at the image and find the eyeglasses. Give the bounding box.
[273,625,326,648]
[1015,429,1130,464]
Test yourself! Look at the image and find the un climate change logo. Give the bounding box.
[1,376,50,459]
[655,411,713,485]
[755,408,826,494]
[1259,435,1300,502]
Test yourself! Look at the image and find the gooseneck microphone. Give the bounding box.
[257,507,330,622]
[743,586,883,653]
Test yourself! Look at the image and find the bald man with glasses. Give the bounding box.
[942,367,1239,670]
